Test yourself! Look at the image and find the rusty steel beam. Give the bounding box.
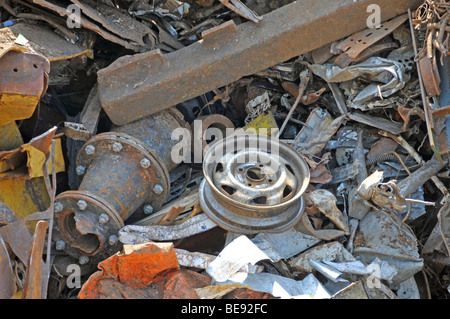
[97,0,421,126]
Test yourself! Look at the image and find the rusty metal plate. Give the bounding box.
[32,0,139,51]
[22,220,48,299]
[334,40,398,68]
[0,203,17,226]
[0,235,16,299]
[0,218,33,265]
[0,23,93,62]
[0,47,50,126]
[97,0,421,126]
[70,0,157,48]
[335,14,408,59]
[419,54,441,97]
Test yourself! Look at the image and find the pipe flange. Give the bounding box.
[199,134,310,234]
[53,191,124,261]
[76,132,171,212]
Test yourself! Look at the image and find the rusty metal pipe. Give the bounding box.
[53,108,189,263]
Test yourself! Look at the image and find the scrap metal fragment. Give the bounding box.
[288,242,355,273]
[348,112,404,135]
[358,171,407,211]
[348,130,371,220]
[330,159,360,184]
[0,235,16,299]
[332,281,368,299]
[212,273,331,299]
[408,9,445,161]
[353,209,423,285]
[32,0,140,51]
[418,54,441,97]
[77,242,204,299]
[291,108,345,156]
[0,23,93,61]
[437,200,450,257]
[21,220,48,299]
[397,157,447,198]
[310,260,349,283]
[0,45,50,126]
[16,12,78,43]
[174,248,216,270]
[251,228,321,262]
[310,189,350,235]
[97,0,422,126]
[134,187,199,226]
[80,84,102,136]
[380,130,448,197]
[119,213,217,243]
[295,207,347,241]
[335,41,399,68]
[218,0,262,23]
[308,57,410,107]
[0,219,33,265]
[334,14,408,61]
[71,0,158,47]
[366,137,399,161]
[277,70,310,138]
[206,235,270,282]
[435,52,450,157]
[63,122,91,141]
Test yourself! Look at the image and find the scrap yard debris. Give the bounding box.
[0,0,449,301]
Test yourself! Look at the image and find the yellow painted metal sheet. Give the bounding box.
[0,176,50,219]
[23,138,65,179]
[243,112,279,136]
[0,122,23,153]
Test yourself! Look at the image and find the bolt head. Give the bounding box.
[77,200,87,211]
[143,204,153,215]
[109,234,119,245]
[153,184,164,195]
[55,240,66,251]
[112,142,123,152]
[76,166,86,175]
[54,201,64,213]
[85,145,95,155]
[79,255,89,265]
[98,213,109,224]
[140,158,151,169]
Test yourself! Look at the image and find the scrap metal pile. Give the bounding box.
[0,0,449,299]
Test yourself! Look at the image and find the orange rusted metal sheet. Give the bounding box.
[78,242,211,299]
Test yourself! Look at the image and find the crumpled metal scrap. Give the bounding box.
[358,170,407,211]
[308,57,411,108]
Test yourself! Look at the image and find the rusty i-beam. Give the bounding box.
[97,0,421,126]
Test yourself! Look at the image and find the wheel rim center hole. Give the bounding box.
[245,166,266,182]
